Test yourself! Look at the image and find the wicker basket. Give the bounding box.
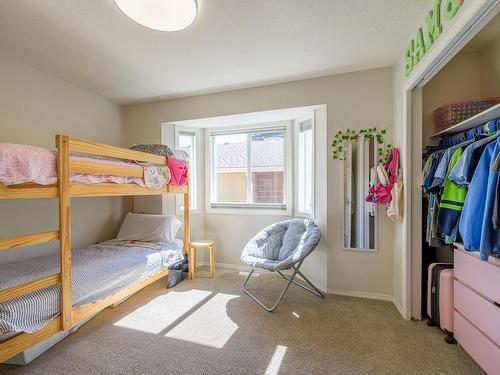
[434,97,500,133]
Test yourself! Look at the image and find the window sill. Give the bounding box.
[206,207,291,216]
[176,209,202,215]
[294,212,314,220]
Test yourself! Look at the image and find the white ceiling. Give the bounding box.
[0,1,430,104]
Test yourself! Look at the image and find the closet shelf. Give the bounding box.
[432,103,500,138]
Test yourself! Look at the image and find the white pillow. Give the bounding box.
[116,213,182,243]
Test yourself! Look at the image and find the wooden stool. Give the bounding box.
[189,240,215,279]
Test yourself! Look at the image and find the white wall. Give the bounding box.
[0,52,126,264]
[124,67,394,298]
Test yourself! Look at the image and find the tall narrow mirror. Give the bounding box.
[343,138,377,250]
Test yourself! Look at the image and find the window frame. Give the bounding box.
[293,113,315,219]
[206,121,293,215]
[174,125,201,214]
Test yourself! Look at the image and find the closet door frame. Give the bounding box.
[401,0,499,320]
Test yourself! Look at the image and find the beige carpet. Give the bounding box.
[0,268,484,375]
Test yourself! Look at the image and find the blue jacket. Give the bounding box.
[459,139,500,260]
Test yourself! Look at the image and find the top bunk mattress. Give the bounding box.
[0,143,188,187]
[0,143,145,186]
[0,240,184,334]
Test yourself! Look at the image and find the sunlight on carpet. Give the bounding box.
[265,345,288,375]
[113,289,212,334]
[165,292,239,348]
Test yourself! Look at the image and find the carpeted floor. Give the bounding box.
[0,268,484,375]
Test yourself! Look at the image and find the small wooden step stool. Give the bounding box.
[189,240,215,279]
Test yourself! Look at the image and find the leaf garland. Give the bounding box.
[331,127,391,164]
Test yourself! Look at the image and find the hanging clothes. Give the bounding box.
[459,138,500,260]
[429,138,475,192]
[448,131,500,187]
[492,155,500,230]
[421,117,500,253]
[437,148,467,239]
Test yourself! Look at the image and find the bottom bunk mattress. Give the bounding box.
[0,240,185,334]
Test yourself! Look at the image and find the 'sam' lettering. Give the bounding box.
[404,0,464,76]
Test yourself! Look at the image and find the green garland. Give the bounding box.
[331,127,391,164]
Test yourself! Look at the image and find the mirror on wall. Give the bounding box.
[343,138,377,251]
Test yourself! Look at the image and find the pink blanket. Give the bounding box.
[0,143,146,186]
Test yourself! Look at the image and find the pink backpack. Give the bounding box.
[366,147,399,205]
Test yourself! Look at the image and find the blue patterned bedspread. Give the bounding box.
[0,241,184,333]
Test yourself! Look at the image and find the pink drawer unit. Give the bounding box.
[454,248,500,303]
[454,312,500,375]
[454,280,500,347]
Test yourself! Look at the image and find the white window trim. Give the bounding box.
[293,112,316,219]
[174,125,202,214]
[206,121,293,215]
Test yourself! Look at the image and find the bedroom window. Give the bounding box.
[295,116,314,217]
[176,128,197,210]
[209,125,289,211]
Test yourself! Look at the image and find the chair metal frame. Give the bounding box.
[242,258,325,312]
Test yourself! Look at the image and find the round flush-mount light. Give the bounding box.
[114,0,197,32]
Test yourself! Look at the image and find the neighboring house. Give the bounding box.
[216,137,284,204]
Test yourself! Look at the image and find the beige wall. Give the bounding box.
[481,36,500,97]
[0,52,126,264]
[124,67,394,298]
[422,41,500,142]
[422,52,484,141]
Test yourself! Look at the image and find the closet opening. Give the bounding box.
[407,7,500,322]
[406,11,500,370]
[419,12,500,320]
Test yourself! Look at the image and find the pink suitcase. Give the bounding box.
[427,263,455,344]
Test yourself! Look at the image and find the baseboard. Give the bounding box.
[195,261,251,272]
[328,288,394,302]
[391,296,406,318]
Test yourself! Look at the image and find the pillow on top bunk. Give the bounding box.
[130,144,173,157]
[130,144,190,162]
[116,213,182,244]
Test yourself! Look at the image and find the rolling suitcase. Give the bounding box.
[427,263,455,344]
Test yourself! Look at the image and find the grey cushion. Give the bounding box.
[241,219,321,271]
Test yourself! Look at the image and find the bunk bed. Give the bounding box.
[0,135,190,363]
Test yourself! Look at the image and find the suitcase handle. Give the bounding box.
[495,301,500,309]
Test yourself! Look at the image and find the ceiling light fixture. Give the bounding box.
[113,0,197,32]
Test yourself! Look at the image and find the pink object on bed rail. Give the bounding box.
[167,157,188,186]
[0,143,145,186]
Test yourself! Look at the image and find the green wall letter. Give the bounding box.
[415,28,427,62]
[444,0,463,20]
[405,40,415,76]
[425,0,442,47]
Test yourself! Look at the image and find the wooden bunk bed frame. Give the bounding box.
[0,135,190,363]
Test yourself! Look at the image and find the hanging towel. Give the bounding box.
[168,157,188,186]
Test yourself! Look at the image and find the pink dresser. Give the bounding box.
[453,246,500,374]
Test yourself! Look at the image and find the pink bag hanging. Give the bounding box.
[167,157,188,186]
[366,147,399,205]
